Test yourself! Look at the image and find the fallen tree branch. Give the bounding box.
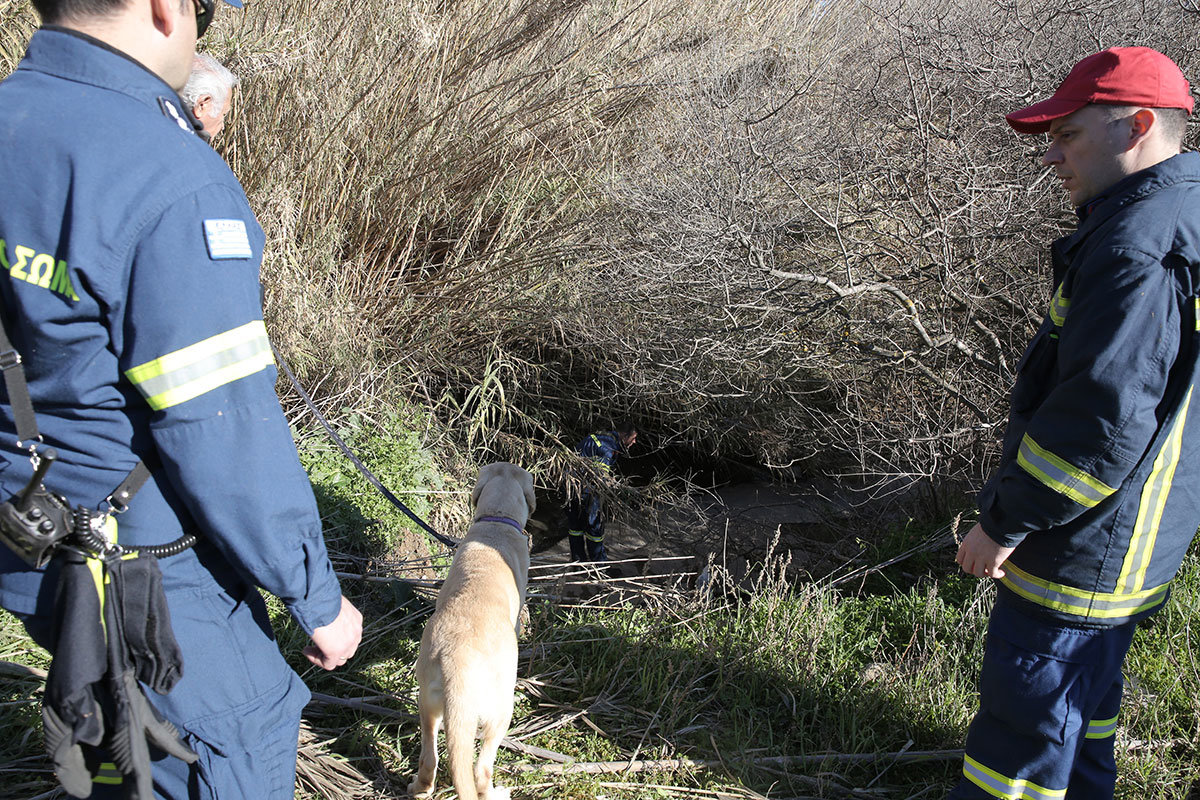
[506,748,965,775]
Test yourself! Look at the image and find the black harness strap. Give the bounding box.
[0,312,39,445]
[108,461,151,513]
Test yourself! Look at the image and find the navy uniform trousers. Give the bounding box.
[949,598,1137,800]
[566,490,607,561]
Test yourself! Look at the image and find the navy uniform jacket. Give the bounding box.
[578,432,622,472]
[0,28,342,635]
[978,151,1200,627]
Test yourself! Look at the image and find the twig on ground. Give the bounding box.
[506,749,964,775]
[306,691,574,763]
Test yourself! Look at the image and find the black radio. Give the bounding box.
[0,448,75,567]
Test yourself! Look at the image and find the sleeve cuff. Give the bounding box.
[283,538,343,635]
[977,499,1029,549]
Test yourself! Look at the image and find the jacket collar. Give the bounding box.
[1054,151,1200,264]
[21,27,204,137]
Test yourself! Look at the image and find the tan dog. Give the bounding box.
[409,462,535,800]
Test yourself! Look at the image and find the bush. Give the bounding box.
[295,406,449,555]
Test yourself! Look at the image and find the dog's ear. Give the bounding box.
[522,470,537,516]
[471,470,487,510]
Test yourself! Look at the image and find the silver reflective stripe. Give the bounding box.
[1118,385,1193,593]
[133,336,268,401]
[1086,715,1118,739]
[963,755,1066,799]
[1017,435,1114,508]
[124,321,274,410]
[94,762,123,786]
[1049,285,1070,327]
[1001,563,1169,622]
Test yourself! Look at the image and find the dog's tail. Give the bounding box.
[443,675,480,800]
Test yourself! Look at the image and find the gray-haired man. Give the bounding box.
[181,52,238,141]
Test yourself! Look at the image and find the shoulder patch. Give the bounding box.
[157,96,193,133]
[203,219,254,260]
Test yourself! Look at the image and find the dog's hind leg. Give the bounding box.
[407,690,442,798]
[475,700,514,799]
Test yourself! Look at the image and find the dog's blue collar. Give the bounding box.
[476,515,525,535]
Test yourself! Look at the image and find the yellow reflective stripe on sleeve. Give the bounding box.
[1085,714,1119,739]
[124,321,273,410]
[962,755,1066,800]
[1049,284,1070,328]
[1017,434,1116,508]
[1000,562,1169,622]
[1194,297,1199,331]
[94,762,123,785]
[1118,385,1193,593]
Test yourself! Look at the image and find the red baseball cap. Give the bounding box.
[1006,47,1194,134]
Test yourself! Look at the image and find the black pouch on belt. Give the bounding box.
[107,554,184,693]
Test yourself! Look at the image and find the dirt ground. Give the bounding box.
[529,479,876,586]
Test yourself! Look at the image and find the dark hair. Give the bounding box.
[615,421,638,437]
[31,0,129,24]
[1099,104,1189,148]
[1155,107,1190,148]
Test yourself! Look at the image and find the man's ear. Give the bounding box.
[149,0,180,37]
[193,93,213,118]
[1129,108,1156,146]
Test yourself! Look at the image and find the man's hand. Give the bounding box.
[303,595,362,670]
[956,522,1016,579]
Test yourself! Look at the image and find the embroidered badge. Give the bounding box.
[203,219,253,260]
[157,96,193,133]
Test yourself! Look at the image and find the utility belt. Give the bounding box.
[0,317,195,567]
[0,446,196,567]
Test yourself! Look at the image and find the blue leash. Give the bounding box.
[273,346,459,551]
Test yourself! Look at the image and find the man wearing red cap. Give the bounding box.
[952,47,1200,798]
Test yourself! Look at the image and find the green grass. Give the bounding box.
[3,500,1199,799]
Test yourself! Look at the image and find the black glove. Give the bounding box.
[41,550,196,798]
[41,553,109,797]
[103,553,197,799]
[106,668,198,799]
[107,555,184,694]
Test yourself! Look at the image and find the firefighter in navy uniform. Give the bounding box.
[952,48,1200,799]
[566,424,637,561]
[0,0,362,797]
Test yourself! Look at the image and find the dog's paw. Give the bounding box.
[406,778,434,798]
[487,788,511,800]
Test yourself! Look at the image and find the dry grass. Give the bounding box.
[180,0,1200,510]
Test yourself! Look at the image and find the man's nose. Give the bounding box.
[1042,143,1062,167]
